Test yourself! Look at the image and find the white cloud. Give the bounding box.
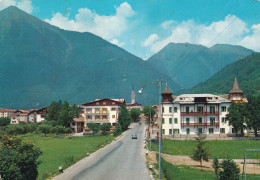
[161,20,174,29]
[45,2,135,42]
[0,0,33,13]
[146,14,257,54]
[110,39,125,47]
[142,34,160,47]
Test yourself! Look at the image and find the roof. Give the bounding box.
[229,78,243,94]
[161,84,172,95]
[174,94,231,104]
[73,117,84,122]
[126,103,142,106]
[0,109,15,112]
[81,98,125,106]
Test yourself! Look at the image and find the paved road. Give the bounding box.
[53,119,150,180]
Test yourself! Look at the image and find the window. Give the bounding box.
[220,128,225,134]
[95,108,100,113]
[162,107,164,113]
[186,118,190,125]
[111,108,116,111]
[162,118,165,124]
[232,128,235,133]
[186,128,190,134]
[95,115,100,120]
[174,118,178,124]
[210,117,215,125]
[173,129,179,134]
[96,102,99,105]
[102,115,107,120]
[198,128,203,134]
[162,129,165,134]
[221,106,226,112]
[87,115,92,119]
[112,102,115,105]
[186,106,189,113]
[169,118,172,124]
[198,117,203,124]
[169,107,172,113]
[169,129,172,134]
[198,106,203,113]
[102,108,107,112]
[210,106,215,113]
[209,128,214,134]
[103,102,106,105]
[174,107,177,113]
[112,115,116,118]
[87,108,92,112]
[221,117,226,123]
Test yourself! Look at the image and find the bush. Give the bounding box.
[0,134,42,180]
[100,123,111,135]
[37,124,52,136]
[87,123,100,135]
[113,123,122,136]
[219,156,240,180]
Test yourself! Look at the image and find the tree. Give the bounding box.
[219,156,240,180]
[37,124,52,136]
[245,95,260,137]
[45,101,61,121]
[0,117,10,126]
[87,123,100,135]
[118,104,131,131]
[142,106,156,122]
[58,101,73,127]
[190,135,210,166]
[130,108,141,122]
[226,102,246,137]
[100,123,111,135]
[212,156,220,179]
[0,134,42,180]
[113,123,122,136]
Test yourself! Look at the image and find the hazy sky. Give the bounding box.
[1,0,260,59]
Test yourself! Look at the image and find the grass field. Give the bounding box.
[20,134,114,180]
[149,139,260,159]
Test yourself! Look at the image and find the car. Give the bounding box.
[132,133,137,139]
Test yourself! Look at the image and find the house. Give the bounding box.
[10,110,29,124]
[70,98,125,133]
[0,109,15,118]
[28,107,47,123]
[161,79,247,137]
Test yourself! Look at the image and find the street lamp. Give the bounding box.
[138,79,163,180]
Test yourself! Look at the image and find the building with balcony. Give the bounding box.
[161,79,247,137]
[70,98,125,133]
[0,109,15,118]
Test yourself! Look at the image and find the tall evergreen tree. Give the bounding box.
[118,104,131,131]
[190,135,210,166]
[219,156,240,180]
[245,95,260,137]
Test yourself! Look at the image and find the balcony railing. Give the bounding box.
[85,119,110,123]
[85,110,110,114]
[181,122,219,127]
[181,111,219,116]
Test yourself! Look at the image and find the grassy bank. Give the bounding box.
[20,134,114,180]
[149,139,260,159]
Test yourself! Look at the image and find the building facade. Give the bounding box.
[161,79,247,137]
[0,109,15,118]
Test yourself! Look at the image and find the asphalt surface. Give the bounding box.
[53,119,150,180]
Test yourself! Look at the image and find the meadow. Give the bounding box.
[20,134,114,180]
[149,139,260,159]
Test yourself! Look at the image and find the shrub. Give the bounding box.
[219,156,240,180]
[100,123,111,135]
[113,123,122,136]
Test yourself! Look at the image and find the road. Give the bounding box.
[53,118,150,180]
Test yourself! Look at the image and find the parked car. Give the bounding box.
[132,133,137,139]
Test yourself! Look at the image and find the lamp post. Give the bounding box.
[138,79,163,179]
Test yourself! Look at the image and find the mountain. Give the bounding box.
[146,43,254,88]
[189,53,260,96]
[0,6,179,109]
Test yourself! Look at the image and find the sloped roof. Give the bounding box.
[229,78,243,94]
[161,84,172,95]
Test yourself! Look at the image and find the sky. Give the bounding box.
[0,0,260,59]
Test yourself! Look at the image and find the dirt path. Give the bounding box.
[148,151,260,174]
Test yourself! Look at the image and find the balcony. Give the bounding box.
[181,122,219,127]
[85,110,110,115]
[85,119,111,123]
[181,111,219,116]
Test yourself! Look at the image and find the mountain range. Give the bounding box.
[0,6,179,109]
[147,43,253,88]
[189,52,260,96]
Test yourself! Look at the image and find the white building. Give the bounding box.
[0,109,15,118]
[28,107,47,123]
[161,79,247,137]
[70,98,125,133]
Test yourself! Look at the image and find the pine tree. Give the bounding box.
[219,156,240,180]
[190,135,210,166]
[212,156,220,179]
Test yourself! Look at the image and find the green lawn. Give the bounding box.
[149,139,260,159]
[20,134,114,180]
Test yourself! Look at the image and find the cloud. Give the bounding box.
[45,2,135,42]
[142,34,160,47]
[110,39,125,47]
[161,20,174,29]
[146,14,256,54]
[0,0,33,13]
